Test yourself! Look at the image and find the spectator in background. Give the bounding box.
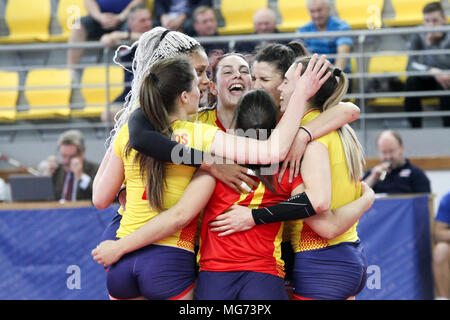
[404,1,450,128]
[235,8,285,54]
[101,4,153,103]
[363,130,431,194]
[51,130,99,202]
[182,0,213,36]
[67,0,145,79]
[433,191,450,300]
[192,6,228,55]
[297,0,352,73]
[154,0,190,31]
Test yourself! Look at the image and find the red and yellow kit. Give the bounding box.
[194,107,227,132]
[113,121,218,251]
[287,109,361,253]
[198,170,303,278]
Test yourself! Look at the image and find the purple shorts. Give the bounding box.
[100,212,122,243]
[106,244,195,300]
[195,271,288,300]
[292,241,368,300]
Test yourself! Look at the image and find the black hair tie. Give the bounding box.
[149,72,158,83]
[333,68,342,77]
[160,29,170,41]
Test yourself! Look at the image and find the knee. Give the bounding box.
[433,242,450,265]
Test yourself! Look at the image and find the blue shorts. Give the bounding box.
[292,241,368,300]
[106,244,195,300]
[195,271,288,300]
[100,212,122,243]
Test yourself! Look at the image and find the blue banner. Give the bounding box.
[357,195,434,300]
[0,195,434,300]
[0,205,117,300]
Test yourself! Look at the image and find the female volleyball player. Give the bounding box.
[92,88,374,300]
[93,52,331,299]
[208,57,369,300]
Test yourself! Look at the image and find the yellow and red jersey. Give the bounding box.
[287,109,361,253]
[198,170,303,278]
[194,107,227,132]
[113,121,218,252]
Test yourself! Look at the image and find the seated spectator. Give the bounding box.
[404,1,450,128]
[154,0,189,31]
[296,0,352,73]
[235,8,286,54]
[191,6,228,55]
[363,130,431,194]
[50,130,99,202]
[67,0,145,79]
[101,4,153,103]
[433,191,450,300]
[181,0,213,36]
[100,4,152,46]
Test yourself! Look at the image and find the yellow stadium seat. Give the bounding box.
[335,0,384,29]
[367,53,408,106]
[146,0,155,14]
[277,0,310,32]
[367,53,439,107]
[218,0,268,35]
[50,0,88,42]
[74,66,124,118]
[0,0,51,43]
[384,0,431,27]
[19,69,72,119]
[0,71,19,121]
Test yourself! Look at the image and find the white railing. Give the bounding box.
[1,25,449,148]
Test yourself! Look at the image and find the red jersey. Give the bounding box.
[198,169,303,278]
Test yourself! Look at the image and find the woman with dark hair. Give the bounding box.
[92,53,331,299]
[93,88,374,300]
[210,57,370,300]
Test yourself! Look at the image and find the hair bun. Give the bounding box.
[333,68,342,77]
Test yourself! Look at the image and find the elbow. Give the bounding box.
[278,147,289,163]
[318,226,340,240]
[309,193,330,214]
[309,221,339,240]
[92,193,111,210]
[267,145,289,164]
[351,106,360,122]
[345,102,360,123]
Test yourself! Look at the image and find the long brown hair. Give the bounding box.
[127,57,196,211]
[294,57,365,182]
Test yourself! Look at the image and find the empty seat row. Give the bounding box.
[352,53,439,107]
[0,0,87,43]
[0,66,124,121]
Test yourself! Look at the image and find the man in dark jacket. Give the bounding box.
[404,1,450,128]
[52,130,99,202]
[363,130,431,194]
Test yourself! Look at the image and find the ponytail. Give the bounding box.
[126,58,195,212]
[295,57,365,182]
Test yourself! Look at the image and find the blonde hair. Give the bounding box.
[107,27,202,147]
[295,57,365,182]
